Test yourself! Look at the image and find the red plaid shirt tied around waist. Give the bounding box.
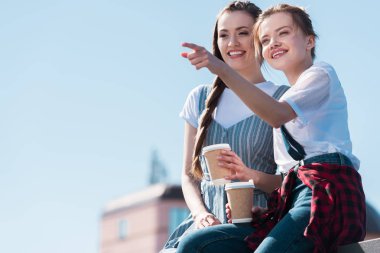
[245,163,366,253]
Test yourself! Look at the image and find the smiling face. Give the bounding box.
[217,11,257,75]
[258,12,315,83]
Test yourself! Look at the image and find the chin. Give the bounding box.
[267,61,286,71]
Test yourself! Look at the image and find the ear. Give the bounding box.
[306,35,315,51]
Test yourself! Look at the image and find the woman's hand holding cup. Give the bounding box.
[217,150,252,181]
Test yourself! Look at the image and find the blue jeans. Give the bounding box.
[177,178,314,253]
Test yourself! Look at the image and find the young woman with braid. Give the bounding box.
[160,1,289,252]
[179,3,365,253]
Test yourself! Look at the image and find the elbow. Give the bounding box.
[181,172,190,184]
[268,110,295,128]
[269,118,286,129]
[181,175,189,191]
[271,121,282,129]
[182,171,197,186]
[267,101,296,128]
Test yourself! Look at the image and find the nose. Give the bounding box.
[228,35,239,47]
[269,37,280,49]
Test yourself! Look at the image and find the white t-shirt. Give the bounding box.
[180,81,280,128]
[274,62,360,172]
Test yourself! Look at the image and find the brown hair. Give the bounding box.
[253,4,318,64]
[191,1,262,180]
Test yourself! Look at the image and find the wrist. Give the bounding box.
[191,209,207,220]
[246,169,259,186]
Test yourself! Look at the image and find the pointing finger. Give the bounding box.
[182,42,203,51]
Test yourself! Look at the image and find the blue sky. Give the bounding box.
[0,1,379,252]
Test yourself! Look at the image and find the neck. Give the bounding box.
[285,59,313,85]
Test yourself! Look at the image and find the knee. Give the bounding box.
[176,226,226,253]
[176,230,202,253]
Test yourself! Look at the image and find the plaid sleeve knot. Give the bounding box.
[245,163,366,253]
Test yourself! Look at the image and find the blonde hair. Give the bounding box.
[253,4,318,65]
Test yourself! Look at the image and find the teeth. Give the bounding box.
[272,50,285,58]
[229,51,243,56]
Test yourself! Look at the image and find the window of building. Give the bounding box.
[118,219,128,240]
[168,207,190,235]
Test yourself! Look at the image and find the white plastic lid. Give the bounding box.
[202,143,231,155]
[225,180,255,190]
[232,218,253,223]
[212,178,231,186]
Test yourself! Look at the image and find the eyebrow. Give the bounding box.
[219,26,250,32]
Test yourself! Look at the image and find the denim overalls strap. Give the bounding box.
[281,126,353,168]
[281,125,306,162]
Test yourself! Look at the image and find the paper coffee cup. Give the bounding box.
[225,180,255,223]
[202,143,231,186]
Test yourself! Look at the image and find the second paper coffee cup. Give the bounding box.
[225,180,255,223]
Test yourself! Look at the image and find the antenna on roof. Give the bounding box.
[149,149,168,185]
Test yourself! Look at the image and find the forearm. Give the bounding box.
[256,172,282,193]
[181,173,208,217]
[181,122,209,218]
[217,63,293,128]
[243,169,282,193]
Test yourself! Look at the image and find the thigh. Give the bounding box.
[255,182,314,253]
[177,223,255,253]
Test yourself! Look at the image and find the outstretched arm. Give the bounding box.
[181,42,296,128]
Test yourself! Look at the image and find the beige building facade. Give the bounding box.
[100,184,189,253]
[100,184,380,253]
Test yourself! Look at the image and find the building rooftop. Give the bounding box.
[102,184,183,215]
